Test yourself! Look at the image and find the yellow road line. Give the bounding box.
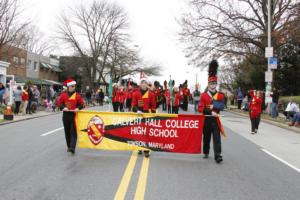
[134,157,150,200]
[114,152,138,200]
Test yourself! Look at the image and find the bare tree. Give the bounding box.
[0,0,29,53]
[57,0,129,89]
[179,0,299,68]
[20,25,53,55]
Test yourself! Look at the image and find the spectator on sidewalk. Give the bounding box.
[0,83,5,105]
[26,86,33,114]
[288,112,300,127]
[192,84,201,113]
[13,86,22,115]
[22,86,29,115]
[249,90,262,134]
[270,88,279,118]
[242,95,249,111]
[85,90,92,106]
[284,98,300,120]
[236,87,243,109]
[98,88,104,106]
[31,86,40,113]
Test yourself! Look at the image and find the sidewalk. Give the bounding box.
[227,106,300,134]
[0,111,60,126]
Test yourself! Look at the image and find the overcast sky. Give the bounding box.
[22,0,208,91]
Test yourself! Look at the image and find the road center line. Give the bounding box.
[134,156,150,200]
[40,127,64,136]
[114,151,138,200]
[261,148,300,173]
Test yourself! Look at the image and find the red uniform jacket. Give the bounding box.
[182,88,190,97]
[249,96,262,118]
[118,88,126,103]
[112,88,120,103]
[57,91,85,110]
[173,92,183,107]
[198,91,225,136]
[165,90,171,105]
[131,89,156,113]
[22,91,29,101]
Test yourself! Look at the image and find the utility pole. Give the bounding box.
[265,0,275,109]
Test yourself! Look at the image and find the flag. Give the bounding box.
[140,71,146,79]
[168,76,173,104]
[108,74,113,103]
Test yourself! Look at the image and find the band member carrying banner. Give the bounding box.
[131,75,157,158]
[57,78,85,154]
[198,60,225,164]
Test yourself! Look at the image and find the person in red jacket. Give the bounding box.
[131,78,156,158]
[249,90,262,134]
[21,85,29,115]
[118,86,126,112]
[57,78,85,154]
[198,60,225,163]
[112,83,120,112]
[172,87,183,114]
[181,80,190,111]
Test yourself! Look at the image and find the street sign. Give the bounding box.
[265,83,272,103]
[268,57,278,69]
[265,71,273,82]
[265,47,273,58]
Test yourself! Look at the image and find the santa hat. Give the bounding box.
[208,60,219,83]
[64,78,76,87]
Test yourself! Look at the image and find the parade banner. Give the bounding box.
[75,111,204,154]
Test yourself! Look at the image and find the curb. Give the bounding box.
[0,112,61,126]
[226,109,300,134]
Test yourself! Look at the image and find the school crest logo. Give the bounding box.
[87,116,105,145]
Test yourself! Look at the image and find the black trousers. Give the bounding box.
[63,112,77,150]
[162,97,166,111]
[237,100,242,109]
[182,96,188,111]
[119,103,124,112]
[172,106,179,114]
[113,102,120,112]
[167,105,172,114]
[26,100,32,114]
[203,117,221,157]
[14,101,21,114]
[250,116,261,132]
[126,99,132,110]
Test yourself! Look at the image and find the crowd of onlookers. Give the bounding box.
[232,87,300,127]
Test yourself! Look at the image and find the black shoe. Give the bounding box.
[203,154,209,159]
[67,148,71,152]
[69,148,75,155]
[215,155,223,163]
[138,150,142,155]
[144,151,150,158]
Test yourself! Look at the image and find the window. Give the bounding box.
[34,62,38,71]
[13,56,18,64]
[28,60,32,69]
[20,58,25,65]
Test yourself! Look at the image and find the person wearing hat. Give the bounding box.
[181,80,190,111]
[57,78,85,154]
[131,77,157,158]
[198,60,225,164]
[172,87,183,114]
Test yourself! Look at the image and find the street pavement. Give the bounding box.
[0,104,300,200]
